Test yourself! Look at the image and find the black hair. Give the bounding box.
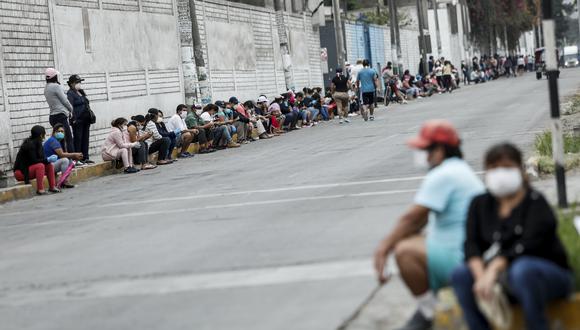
[52,123,64,134]
[144,113,157,126]
[131,115,146,123]
[111,117,128,128]
[243,100,255,109]
[202,104,218,113]
[429,143,463,159]
[176,104,188,113]
[484,143,523,168]
[30,125,46,140]
[363,59,370,67]
[296,92,304,98]
[46,76,58,84]
[148,108,160,115]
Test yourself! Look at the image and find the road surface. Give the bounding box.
[1,69,580,330]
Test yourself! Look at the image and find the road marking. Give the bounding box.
[2,189,418,229]
[0,258,399,306]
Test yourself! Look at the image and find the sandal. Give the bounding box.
[48,188,61,193]
[157,160,172,165]
[142,164,158,170]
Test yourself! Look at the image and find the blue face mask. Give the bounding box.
[55,132,65,140]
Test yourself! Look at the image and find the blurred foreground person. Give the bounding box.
[451,143,573,330]
[374,120,484,330]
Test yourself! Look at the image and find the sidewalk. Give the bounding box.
[339,172,580,330]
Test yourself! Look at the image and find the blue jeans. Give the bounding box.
[307,107,319,122]
[320,106,329,120]
[451,256,574,330]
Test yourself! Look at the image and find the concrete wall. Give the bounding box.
[0,0,184,171]
[428,3,471,65]
[178,0,323,103]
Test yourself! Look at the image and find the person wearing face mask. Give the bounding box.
[44,68,75,154]
[451,143,573,330]
[144,112,173,165]
[14,125,60,195]
[101,118,140,174]
[43,123,84,188]
[67,74,94,165]
[149,109,179,161]
[331,67,351,124]
[127,115,157,170]
[166,104,198,158]
[374,120,485,330]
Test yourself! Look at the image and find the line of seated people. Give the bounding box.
[13,88,337,193]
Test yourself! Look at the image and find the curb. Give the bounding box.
[0,131,252,205]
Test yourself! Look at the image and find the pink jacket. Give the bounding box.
[101,128,132,161]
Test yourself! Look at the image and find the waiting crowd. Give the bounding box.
[14,55,523,195]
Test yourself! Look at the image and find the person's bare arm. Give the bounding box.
[330,82,336,94]
[374,205,430,283]
[54,148,83,161]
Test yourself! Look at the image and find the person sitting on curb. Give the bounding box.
[166,104,199,158]
[151,109,180,161]
[101,118,140,174]
[373,120,485,330]
[185,104,217,154]
[229,97,251,144]
[451,143,574,330]
[43,123,84,188]
[127,115,157,170]
[14,125,60,195]
[200,104,240,149]
[267,96,286,134]
[144,112,173,165]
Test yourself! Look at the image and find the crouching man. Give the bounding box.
[373,120,485,330]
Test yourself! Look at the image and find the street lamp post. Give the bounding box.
[542,0,568,208]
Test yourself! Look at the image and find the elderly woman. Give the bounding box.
[14,125,59,195]
[101,118,140,174]
[451,143,573,330]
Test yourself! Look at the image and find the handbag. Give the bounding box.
[81,94,96,124]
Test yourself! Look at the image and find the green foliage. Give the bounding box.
[557,210,580,290]
[534,131,580,157]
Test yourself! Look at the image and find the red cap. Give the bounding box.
[407,120,460,149]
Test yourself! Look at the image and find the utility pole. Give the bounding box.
[542,0,568,208]
[275,0,295,90]
[431,0,442,55]
[332,0,346,72]
[388,0,398,72]
[188,0,210,105]
[417,0,428,75]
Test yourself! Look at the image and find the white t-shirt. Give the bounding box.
[350,64,363,83]
[166,114,187,132]
[517,57,525,66]
[200,112,213,123]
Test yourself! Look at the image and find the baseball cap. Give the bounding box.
[215,101,226,108]
[67,74,84,84]
[257,96,269,103]
[45,68,59,79]
[228,97,239,104]
[407,120,460,149]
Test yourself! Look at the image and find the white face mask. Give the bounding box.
[196,109,203,116]
[156,117,163,123]
[485,167,523,198]
[121,125,128,131]
[75,83,82,90]
[413,150,430,170]
[180,111,187,119]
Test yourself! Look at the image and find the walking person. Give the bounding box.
[44,68,74,153]
[443,61,453,93]
[374,120,485,330]
[67,74,94,164]
[331,67,350,124]
[451,143,574,330]
[356,59,380,121]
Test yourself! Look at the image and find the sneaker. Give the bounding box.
[76,161,86,166]
[124,166,139,174]
[339,118,344,124]
[178,153,190,158]
[370,116,375,121]
[61,183,76,189]
[394,310,433,330]
[83,159,95,164]
[227,141,240,148]
[344,118,351,123]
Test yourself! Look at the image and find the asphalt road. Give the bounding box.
[2,69,580,330]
